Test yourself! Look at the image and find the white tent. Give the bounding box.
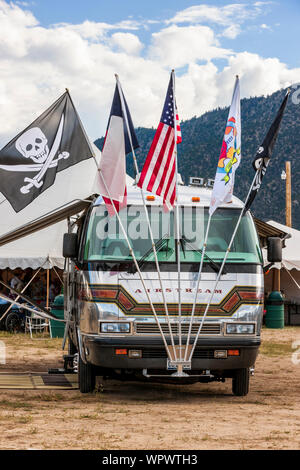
[264,220,300,305]
[265,220,300,271]
[0,143,102,270]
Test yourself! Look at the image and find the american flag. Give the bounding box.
[137,72,181,210]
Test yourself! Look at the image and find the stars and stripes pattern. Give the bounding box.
[176,106,182,144]
[137,72,181,210]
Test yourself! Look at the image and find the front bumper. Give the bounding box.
[83,335,260,371]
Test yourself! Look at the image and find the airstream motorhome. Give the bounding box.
[63,179,278,396]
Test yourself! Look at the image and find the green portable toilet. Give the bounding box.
[265,291,284,329]
[50,294,65,338]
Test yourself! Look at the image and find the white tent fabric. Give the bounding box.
[0,142,102,269]
[264,220,300,271]
[263,220,300,305]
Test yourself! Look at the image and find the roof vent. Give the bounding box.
[189,177,204,187]
[189,177,215,188]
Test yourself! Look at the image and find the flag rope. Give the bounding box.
[283,264,300,292]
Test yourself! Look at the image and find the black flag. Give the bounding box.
[243,89,290,214]
[0,91,93,212]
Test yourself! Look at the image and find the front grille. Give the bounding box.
[142,348,215,359]
[135,322,221,336]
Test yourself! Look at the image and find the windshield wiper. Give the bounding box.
[128,234,172,274]
[180,235,227,275]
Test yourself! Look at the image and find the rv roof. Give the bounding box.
[126,184,244,209]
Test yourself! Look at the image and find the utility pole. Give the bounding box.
[285,161,292,227]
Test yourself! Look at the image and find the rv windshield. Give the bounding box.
[84,204,262,264]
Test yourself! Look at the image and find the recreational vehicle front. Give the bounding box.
[65,183,265,396]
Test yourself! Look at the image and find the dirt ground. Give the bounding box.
[0,327,299,450]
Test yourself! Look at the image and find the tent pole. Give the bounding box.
[52,265,63,285]
[45,268,50,333]
[46,269,50,310]
[0,267,43,323]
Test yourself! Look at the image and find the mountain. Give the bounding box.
[94,87,300,229]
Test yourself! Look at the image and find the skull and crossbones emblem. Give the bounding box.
[0,114,70,194]
[16,127,50,165]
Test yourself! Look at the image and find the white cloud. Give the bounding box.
[166,2,274,38]
[110,32,143,55]
[148,24,231,68]
[0,0,299,149]
[222,24,242,39]
[167,2,272,25]
[218,52,300,100]
[260,23,272,31]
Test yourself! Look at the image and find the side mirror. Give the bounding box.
[63,233,78,258]
[267,237,282,263]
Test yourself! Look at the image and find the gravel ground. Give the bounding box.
[0,327,299,450]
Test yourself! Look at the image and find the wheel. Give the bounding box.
[232,368,250,396]
[78,356,96,393]
[5,312,23,333]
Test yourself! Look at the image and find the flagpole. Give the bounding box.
[187,169,259,362]
[115,74,178,360]
[185,75,241,361]
[184,213,212,361]
[171,70,183,365]
[65,89,98,166]
[98,168,174,362]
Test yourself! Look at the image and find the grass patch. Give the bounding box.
[18,416,33,424]
[79,414,99,419]
[36,393,65,402]
[260,341,292,357]
[0,400,33,410]
[0,331,62,349]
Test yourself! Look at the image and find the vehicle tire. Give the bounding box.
[232,368,250,396]
[78,356,96,393]
[5,312,23,333]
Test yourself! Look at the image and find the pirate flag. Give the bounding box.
[0,91,93,212]
[243,89,290,215]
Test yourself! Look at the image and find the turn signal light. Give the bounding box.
[115,349,127,355]
[227,349,240,356]
[192,197,200,202]
[147,195,155,201]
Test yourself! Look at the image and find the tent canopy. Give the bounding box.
[0,142,102,269]
[0,142,136,270]
[263,220,300,271]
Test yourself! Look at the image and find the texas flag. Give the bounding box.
[97,80,139,215]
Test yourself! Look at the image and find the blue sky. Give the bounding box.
[1,0,299,144]
[24,0,300,68]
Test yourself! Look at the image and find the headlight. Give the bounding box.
[100,322,131,333]
[226,323,255,334]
